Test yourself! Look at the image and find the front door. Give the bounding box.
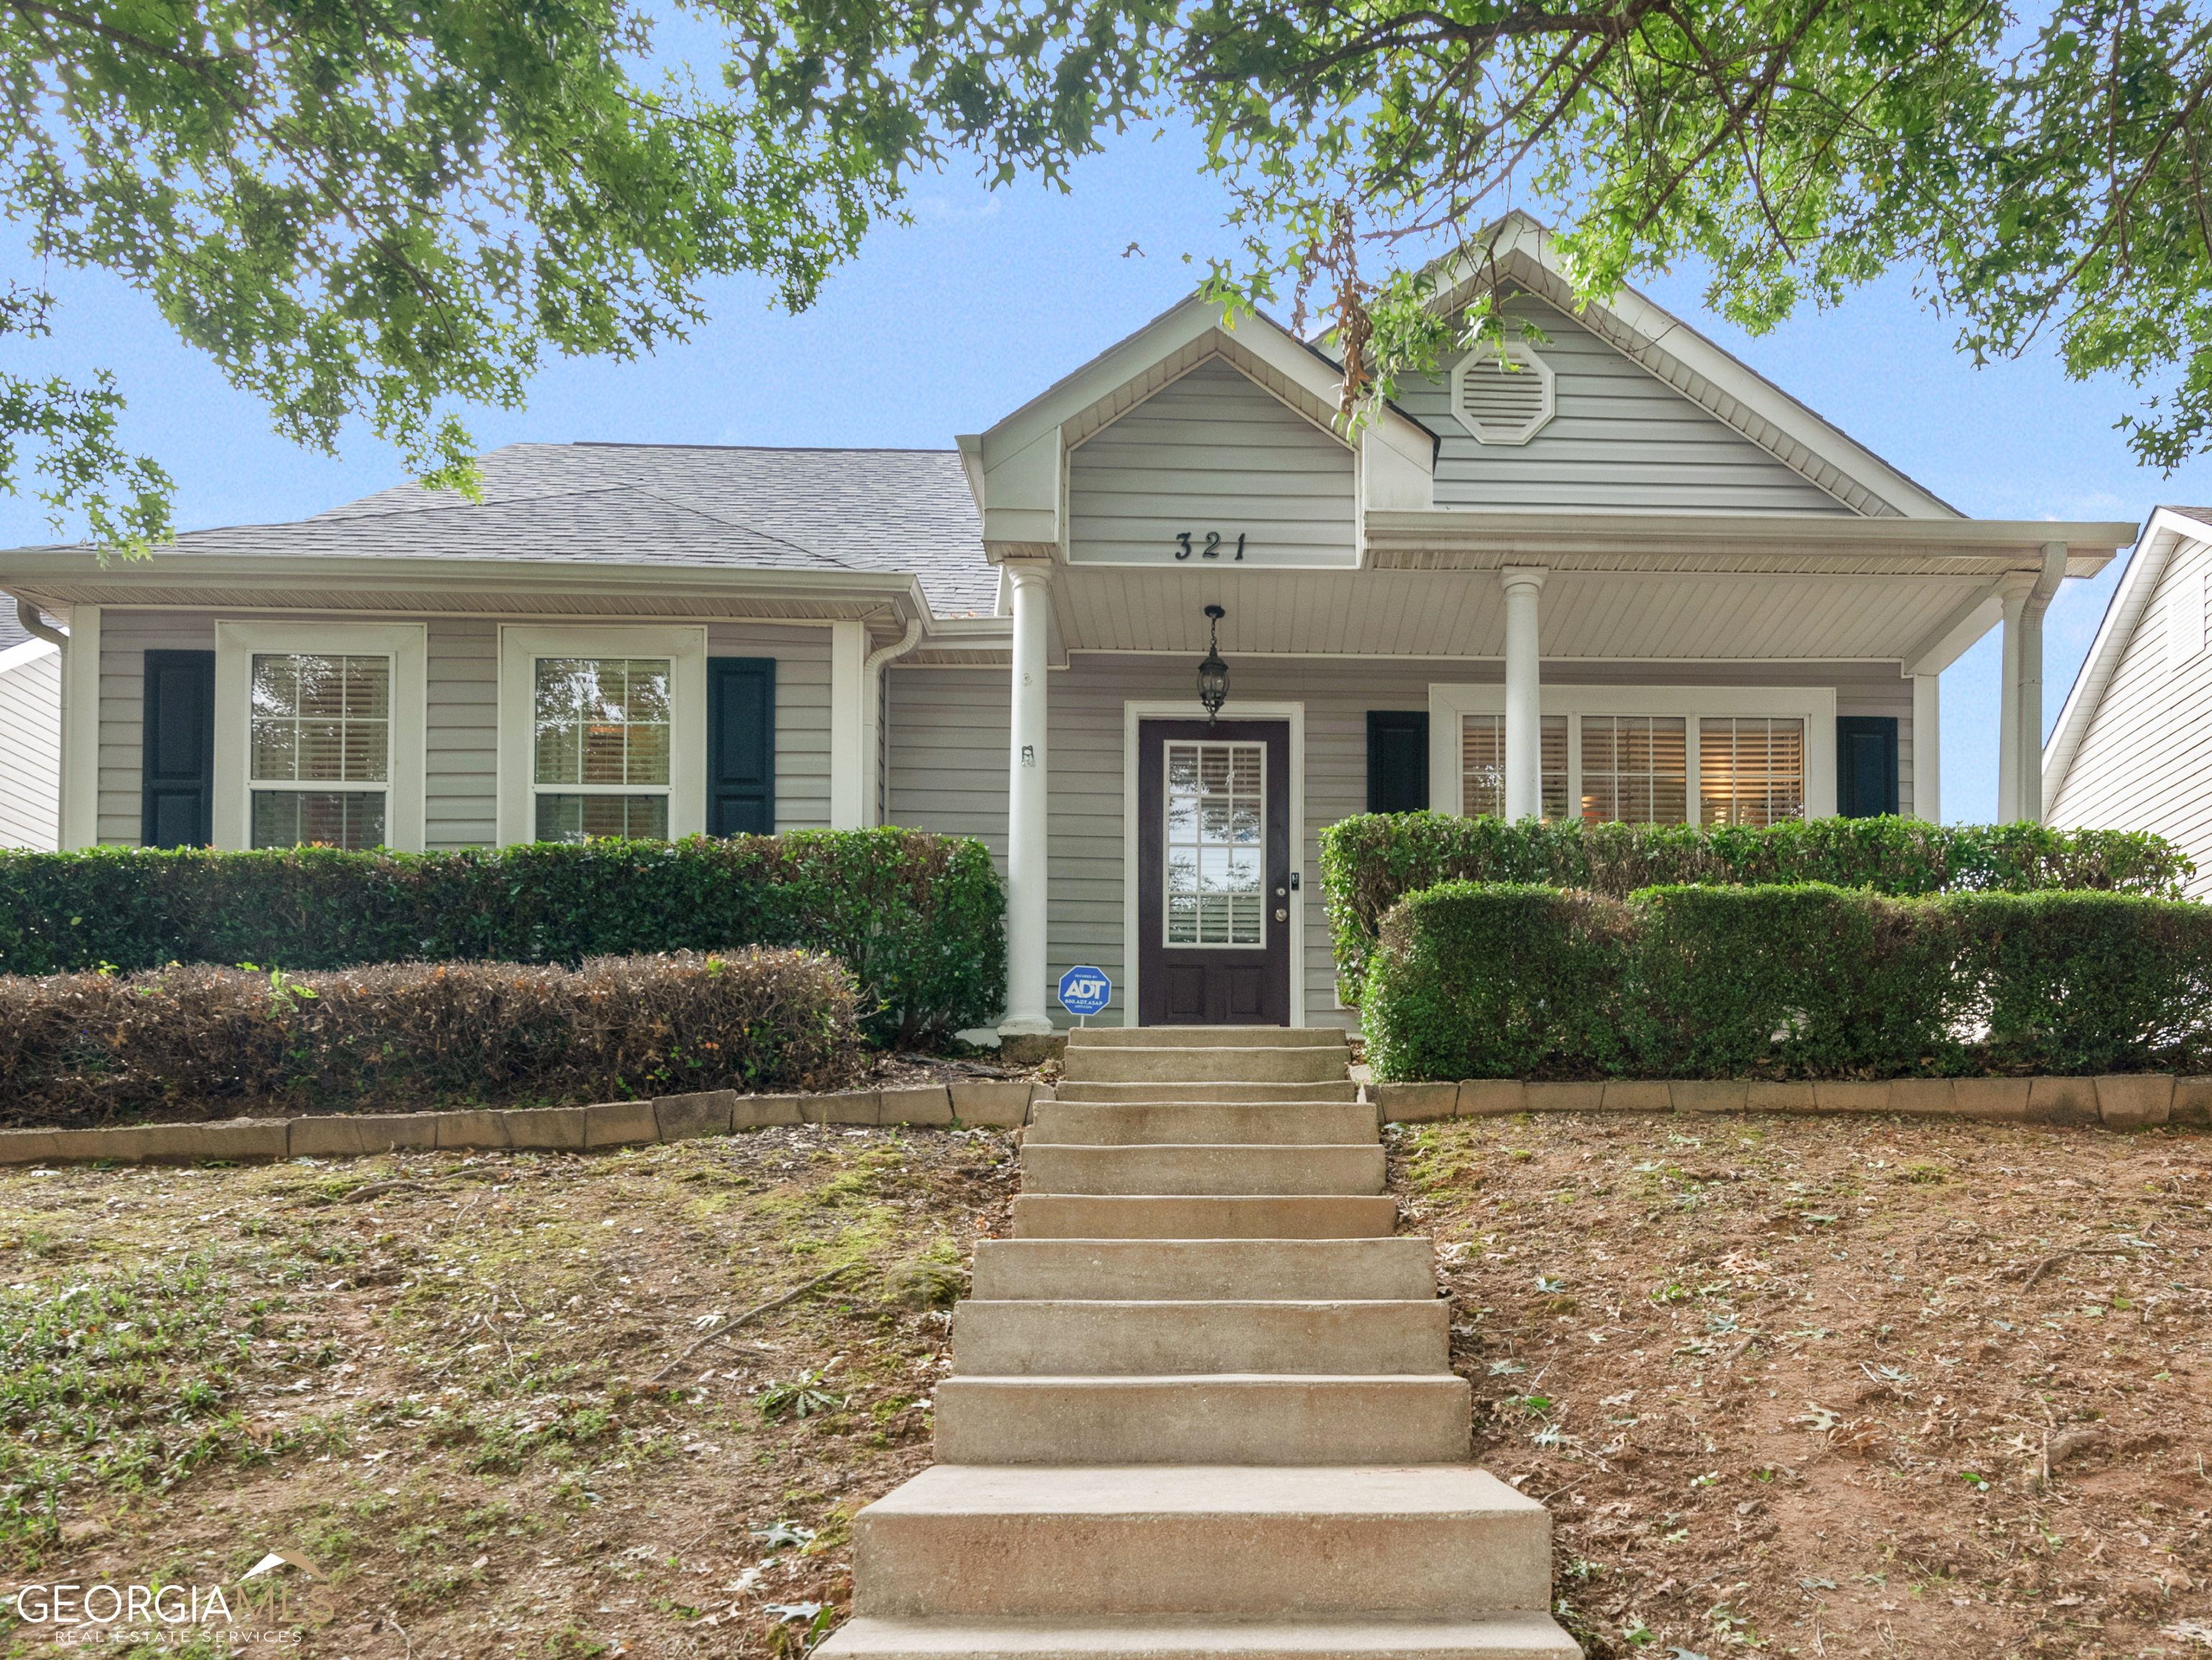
[1137,719,1291,1026]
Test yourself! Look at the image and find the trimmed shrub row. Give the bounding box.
[1322,814,2194,1004]
[1364,883,2212,1083]
[0,949,865,1128]
[0,829,1006,1048]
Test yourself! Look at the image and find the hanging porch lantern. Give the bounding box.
[1196,604,1230,725]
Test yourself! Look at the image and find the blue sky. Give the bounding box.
[3,123,2203,821]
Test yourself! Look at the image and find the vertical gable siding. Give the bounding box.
[1394,298,1859,515]
[1068,360,1357,566]
[2048,537,2212,895]
[0,647,60,849]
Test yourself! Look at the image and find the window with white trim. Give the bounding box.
[531,656,673,842]
[248,652,392,849]
[1698,717,1805,826]
[1461,713,1566,819]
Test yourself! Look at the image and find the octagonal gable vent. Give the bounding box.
[1451,344,1555,445]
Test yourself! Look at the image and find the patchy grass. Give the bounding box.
[0,1125,1014,1656]
[1400,1112,2212,1659]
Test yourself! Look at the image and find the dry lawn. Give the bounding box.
[0,1110,2206,1659]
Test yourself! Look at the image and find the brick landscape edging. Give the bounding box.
[0,1081,1049,1166]
[1379,1074,2208,1128]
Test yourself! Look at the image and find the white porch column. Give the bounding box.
[999,564,1054,1038]
[1996,576,2031,821]
[1500,567,1547,820]
[2018,541,2066,824]
[60,604,99,850]
[828,619,867,830]
[1912,672,1940,824]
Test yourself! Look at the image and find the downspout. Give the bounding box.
[10,596,69,851]
[861,617,925,826]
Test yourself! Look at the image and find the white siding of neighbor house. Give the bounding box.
[95,611,835,847]
[2048,536,2212,896]
[889,655,1912,1030]
[0,642,61,849]
[1068,360,1358,566]
[1391,295,1859,516]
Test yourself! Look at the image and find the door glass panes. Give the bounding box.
[248,653,390,849]
[532,657,673,842]
[1582,716,1688,824]
[1461,714,1567,819]
[1700,718,1806,826]
[1165,741,1263,945]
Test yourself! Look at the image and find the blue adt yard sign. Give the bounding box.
[1058,965,1111,1022]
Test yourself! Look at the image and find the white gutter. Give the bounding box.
[861,617,925,825]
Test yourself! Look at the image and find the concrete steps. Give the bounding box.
[1010,1195,1399,1239]
[1053,1081,1360,1105]
[1060,1045,1353,1085]
[951,1299,1448,1375]
[1019,1143,1384,1196]
[824,1613,1583,1659]
[1026,1101,1380,1145]
[933,1375,1472,1464]
[815,1024,1572,1660]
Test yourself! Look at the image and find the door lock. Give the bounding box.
[1274,907,1288,922]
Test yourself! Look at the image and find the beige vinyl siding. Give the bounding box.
[427,620,496,848]
[1393,296,1858,516]
[97,611,215,847]
[919,654,1909,1030]
[0,645,61,849]
[708,622,831,832]
[2048,537,2212,896]
[1068,359,1356,567]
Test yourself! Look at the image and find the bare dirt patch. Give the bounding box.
[0,1125,1016,1658]
[1402,1112,2212,1659]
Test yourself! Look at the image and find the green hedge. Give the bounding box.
[0,949,864,1127]
[0,830,1004,1048]
[1364,882,2212,1082]
[1322,813,2193,1004]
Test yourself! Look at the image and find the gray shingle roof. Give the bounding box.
[0,607,29,653]
[310,443,994,614]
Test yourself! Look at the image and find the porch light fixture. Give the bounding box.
[1196,604,1230,725]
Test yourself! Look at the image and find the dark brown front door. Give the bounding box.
[1137,718,1291,1026]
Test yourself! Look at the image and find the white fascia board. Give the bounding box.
[0,551,940,614]
[1428,215,1962,522]
[954,434,987,516]
[0,635,58,674]
[1363,509,2137,563]
[980,426,1063,553]
[2044,510,2179,804]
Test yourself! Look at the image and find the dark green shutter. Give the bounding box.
[707,657,776,836]
[1366,710,1430,813]
[1835,715,1899,819]
[141,649,215,847]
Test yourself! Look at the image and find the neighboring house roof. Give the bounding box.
[0,607,27,653]
[314,443,994,615]
[2044,505,2202,803]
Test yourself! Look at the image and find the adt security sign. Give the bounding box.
[1057,965,1111,1021]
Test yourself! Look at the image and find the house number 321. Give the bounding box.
[1174,532,1247,561]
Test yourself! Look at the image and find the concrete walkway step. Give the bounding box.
[1060,1047,1351,1086]
[1053,1081,1360,1105]
[973,1237,1436,1302]
[848,1463,1552,1619]
[819,1612,1583,1659]
[933,1374,1471,1465]
[1011,1195,1398,1239]
[1021,1143,1384,1197]
[1067,1027,1351,1050]
[1026,1101,1379,1146]
[951,1299,1447,1375]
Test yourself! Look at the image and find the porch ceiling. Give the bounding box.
[1049,564,2018,664]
